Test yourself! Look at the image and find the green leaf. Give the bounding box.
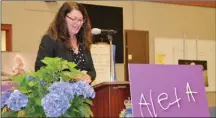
[79,103,93,117]
[34,106,45,117]
[85,105,93,117]
[41,57,61,65]
[23,105,44,117]
[28,81,35,87]
[46,65,59,71]
[24,106,35,116]
[2,110,18,117]
[60,62,70,70]
[61,71,73,81]
[62,71,72,77]
[35,97,41,106]
[84,99,93,105]
[64,106,82,117]
[73,108,80,113]
[62,113,71,117]
[18,79,32,94]
[20,78,27,87]
[71,108,82,117]
[28,72,37,78]
[19,87,31,94]
[11,74,27,83]
[78,105,88,117]
[27,91,41,106]
[69,68,82,74]
[62,60,77,68]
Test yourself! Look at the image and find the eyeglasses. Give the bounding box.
[66,15,86,23]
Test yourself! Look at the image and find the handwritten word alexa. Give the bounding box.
[139,82,198,117]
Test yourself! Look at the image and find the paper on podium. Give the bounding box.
[91,44,116,85]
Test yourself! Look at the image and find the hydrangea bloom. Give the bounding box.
[5,90,28,111]
[1,91,12,108]
[124,108,133,117]
[48,82,74,100]
[41,93,71,117]
[40,80,46,85]
[72,81,95,99]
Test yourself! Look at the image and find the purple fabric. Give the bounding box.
[1,85,14,91]
[1,82,17,92]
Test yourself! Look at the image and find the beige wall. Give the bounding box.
[2,1,215,106]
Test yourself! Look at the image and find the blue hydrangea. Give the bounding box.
[48,82,74,100]
[5,90,28,111]
[124,108,133,117]
[41,93,71,117]
[1,91,12,108]
[72,81,95,99]
[85,85,95,99]
[40,80,46,85]
[25,75,36,81]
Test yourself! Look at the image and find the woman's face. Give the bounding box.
[65,9,85,36]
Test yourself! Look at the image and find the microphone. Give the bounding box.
[91,28,117,35]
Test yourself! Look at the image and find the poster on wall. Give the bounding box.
[154,38,215,92]
[1,52,37,92]
[128,64,210,117]
[178,60,208,87]
[154,38,184,64]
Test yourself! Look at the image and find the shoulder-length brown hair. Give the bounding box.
[46,2,92,51]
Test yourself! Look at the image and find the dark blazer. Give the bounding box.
[35,35,96,81]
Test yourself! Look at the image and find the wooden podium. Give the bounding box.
[91,81,130,117]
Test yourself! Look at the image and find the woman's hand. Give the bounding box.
[73,71,92,84]
[81,74,92,83]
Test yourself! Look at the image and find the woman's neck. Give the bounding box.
[70,35,78,49]
[70,38,79,54]
[70,34,76,40]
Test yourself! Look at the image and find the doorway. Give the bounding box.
[125,30,149,81]
[1,24,12,51]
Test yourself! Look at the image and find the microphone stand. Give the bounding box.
[107,34,115,82]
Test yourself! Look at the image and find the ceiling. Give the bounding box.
[152,1,216,8]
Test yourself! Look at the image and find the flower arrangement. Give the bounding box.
[1,57,95,117]
[119,98,133,117]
